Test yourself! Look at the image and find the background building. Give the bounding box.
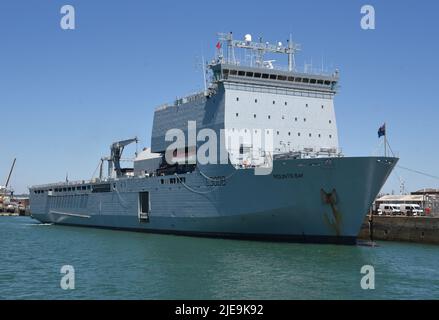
[374,188,439,217]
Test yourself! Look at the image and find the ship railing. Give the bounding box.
[154,91,207,111]
[31,179,94,189]
[213,59,335,77]
[228,147,343,169]
[274,147,343,160]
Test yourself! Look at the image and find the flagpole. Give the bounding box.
[384,122,387,157]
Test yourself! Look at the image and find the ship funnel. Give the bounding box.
[244,34,252,42]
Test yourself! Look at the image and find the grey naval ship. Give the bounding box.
[30,32,397,244]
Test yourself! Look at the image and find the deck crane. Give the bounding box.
[108,137,138,178]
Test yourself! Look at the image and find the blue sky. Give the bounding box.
[1,0,438,194]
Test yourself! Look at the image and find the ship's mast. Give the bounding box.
[217,32,301,71]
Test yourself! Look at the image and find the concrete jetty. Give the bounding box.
[358,215,439,245]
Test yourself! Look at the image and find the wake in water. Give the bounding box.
[23,223,54,226]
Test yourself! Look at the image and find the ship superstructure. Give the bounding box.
[29,33,397,244]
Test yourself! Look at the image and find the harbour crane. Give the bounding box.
[2,158,16,195]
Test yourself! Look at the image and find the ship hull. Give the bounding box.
[30,156,397,244]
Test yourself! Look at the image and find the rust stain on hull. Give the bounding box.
[321,188,343,236]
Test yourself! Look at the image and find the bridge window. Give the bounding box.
[262,73,269,79]
[236,97,239,101]
[238,71,245,76]
[269,74,276,80]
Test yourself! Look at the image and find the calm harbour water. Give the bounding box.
[0,216,438,300]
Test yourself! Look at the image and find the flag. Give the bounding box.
[216,41,221,50]
[378,124,386,138]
